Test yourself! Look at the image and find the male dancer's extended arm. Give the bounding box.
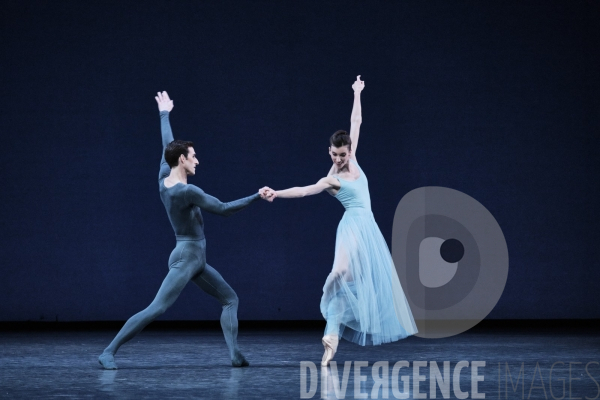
[186,186,260,217]
[158,111,174,182]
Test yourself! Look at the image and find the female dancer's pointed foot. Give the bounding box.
[98,353,118,370]
[231,351,250,367]
[321,335,339,366]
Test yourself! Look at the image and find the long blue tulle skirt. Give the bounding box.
[320,208,418,346]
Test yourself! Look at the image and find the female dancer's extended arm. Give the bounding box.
[156,91,175,182]
[349,76,365,160]
[274,176,340,199]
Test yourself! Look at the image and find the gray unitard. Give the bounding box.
[102,111,259,364]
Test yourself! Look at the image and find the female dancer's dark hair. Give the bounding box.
[330,130,352,150]
[165,140,194,168]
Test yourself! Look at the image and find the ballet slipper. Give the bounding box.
[231,351,250,367]
[321,335,339,366]
[98,353,118,370]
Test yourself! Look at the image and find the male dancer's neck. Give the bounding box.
[166,166,189,186]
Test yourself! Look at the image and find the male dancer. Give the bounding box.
[98,91,271,369]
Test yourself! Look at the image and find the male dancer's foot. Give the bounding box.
[321,335,339,366]
[98,352,118,370]
[231,351,250,367]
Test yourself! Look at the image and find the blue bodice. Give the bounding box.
[334,160,371,211]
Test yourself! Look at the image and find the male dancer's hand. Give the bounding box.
[155,91,174,112]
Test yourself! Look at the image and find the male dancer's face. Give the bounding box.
[329,146,351,169]
[180,147,199,175]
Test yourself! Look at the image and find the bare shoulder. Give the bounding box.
[319,176,339,187]
[320,176,340,196]
[323,175,340,196]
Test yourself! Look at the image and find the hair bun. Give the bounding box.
[330,130,352,149]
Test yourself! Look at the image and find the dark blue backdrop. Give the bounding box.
[1,1,598,321]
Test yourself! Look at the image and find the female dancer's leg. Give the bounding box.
[322,244,355,365]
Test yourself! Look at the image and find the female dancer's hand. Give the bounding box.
[155,91,174,112]
[259,187,276,202]
[266,188,277,201]
[352,75,365,93]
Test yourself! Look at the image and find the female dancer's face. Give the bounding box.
[329,145,351,169]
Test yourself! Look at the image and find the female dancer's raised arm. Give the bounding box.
[267,77,365,201]
[349,75,365,160]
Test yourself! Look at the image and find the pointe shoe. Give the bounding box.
[321,335,339,366]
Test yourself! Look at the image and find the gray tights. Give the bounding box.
[102,239,245,366]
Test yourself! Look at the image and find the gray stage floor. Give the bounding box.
[1,325,599,399]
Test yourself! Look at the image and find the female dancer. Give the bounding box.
[267,76,417,365]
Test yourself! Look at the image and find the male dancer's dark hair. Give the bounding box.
[165,140,194,168]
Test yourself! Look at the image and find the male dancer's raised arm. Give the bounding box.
[158,93,175,182]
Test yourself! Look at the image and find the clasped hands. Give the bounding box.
[258,187,277,202]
